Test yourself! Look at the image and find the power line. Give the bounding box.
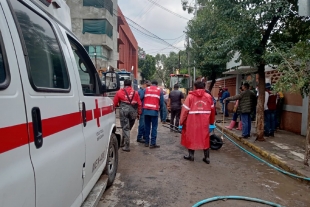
[113,9,184,52]
[146,0,190,20]
[124,15,181,51]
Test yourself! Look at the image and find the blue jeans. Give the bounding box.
[160,103,167,122]
[241,113,251,136]
[264,110,276,134]
[144,115,159,145]
[222,102,229,116]
[232,113,239,121]
[137,111,145,140]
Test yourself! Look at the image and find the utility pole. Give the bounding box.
[187,35,190,89]
[178,51,181,70]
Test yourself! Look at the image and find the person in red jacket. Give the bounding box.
[114,79,142,152]
[180,81,215,164]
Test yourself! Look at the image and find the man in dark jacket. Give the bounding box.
[224,83,256,138]
[167,84,184,131]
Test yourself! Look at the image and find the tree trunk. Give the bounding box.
[256,65,266,141]
[208,69,217,92]
[303,95,310,166]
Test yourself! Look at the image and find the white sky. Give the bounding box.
[118,0,194,56]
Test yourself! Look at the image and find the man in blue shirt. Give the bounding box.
[136,80,151,143]
[220,88,230,117]
[140,80,164,148]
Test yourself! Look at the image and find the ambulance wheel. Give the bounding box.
[210,134,223,150]
[104,133,119,187]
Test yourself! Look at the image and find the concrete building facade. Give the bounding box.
[66,0,119,70]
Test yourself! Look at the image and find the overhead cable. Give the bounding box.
[146,0,190,20]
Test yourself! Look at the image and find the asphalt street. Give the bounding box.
[98,120,310,207]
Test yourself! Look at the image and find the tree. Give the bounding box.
[139,53,156,81]
[162,51,188,88]
[273,41,310,165]
[184,1,232,91]
[153,54,169,88]
[182,0,307,141]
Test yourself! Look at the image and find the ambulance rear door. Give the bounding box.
[5,1,86,206]
[0,1,35,206]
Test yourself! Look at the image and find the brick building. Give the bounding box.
[117,7,138,78]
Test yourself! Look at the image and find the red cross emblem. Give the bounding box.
[93,99,101,127]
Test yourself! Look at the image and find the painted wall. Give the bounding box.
[211,69,308,136]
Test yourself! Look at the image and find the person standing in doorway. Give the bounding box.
[264,83,277,137]
[224,83,256,138]
[136,80,151,143]
[113,79,142,152]
[180,81,215,164]
[221,88,230,117]
[167,84,185,131]
[218,86,223,113]
[140,80,164,148]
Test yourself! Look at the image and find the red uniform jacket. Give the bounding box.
[180,89,215,150]
[113,86,142,114]
[143,86,161,111]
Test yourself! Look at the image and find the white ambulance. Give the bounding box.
[0,0,121,206]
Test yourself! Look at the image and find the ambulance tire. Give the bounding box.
[210,134,223,150]
[104,133,119,188]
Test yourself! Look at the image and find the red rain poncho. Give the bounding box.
[180,89,215,150]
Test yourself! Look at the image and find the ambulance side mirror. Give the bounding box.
[101,72,120,93]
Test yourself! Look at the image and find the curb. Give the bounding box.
[215,123,309,183]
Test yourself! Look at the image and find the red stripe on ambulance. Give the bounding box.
[1,106,113,153]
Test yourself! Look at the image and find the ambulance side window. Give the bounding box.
[10,1,70,91]
[0,31,10,89]
[67,36,100,96]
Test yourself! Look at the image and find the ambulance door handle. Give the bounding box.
[82,102,87,127]
[32,107,43,149]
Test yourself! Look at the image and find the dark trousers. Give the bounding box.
[144,115,159,145]
[232,113,239,121]
[241,113,251,136]
[170,108,181,130]
[137,111,145,140]
[264,110,276,134]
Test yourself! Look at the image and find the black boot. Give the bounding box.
[203,149,210,164]
[184,149,195,161]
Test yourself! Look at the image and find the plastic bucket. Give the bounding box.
[209,125,216,133]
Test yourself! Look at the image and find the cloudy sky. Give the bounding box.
[118,0,194,56]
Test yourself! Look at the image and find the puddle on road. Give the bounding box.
[219,140,310,207]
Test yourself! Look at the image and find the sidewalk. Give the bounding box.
[215,113,310,181]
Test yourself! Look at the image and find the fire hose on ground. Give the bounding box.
[192,128,310,207]
[162,123,309,206]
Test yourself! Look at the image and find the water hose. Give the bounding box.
[215,128,310,181]
[192,195,283,207]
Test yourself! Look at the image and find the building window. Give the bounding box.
[84,45,108,61]
[83,0,113,15]
[83,19,113,38]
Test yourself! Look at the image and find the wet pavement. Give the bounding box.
[216,113,310,179]
[98,121,310,207]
